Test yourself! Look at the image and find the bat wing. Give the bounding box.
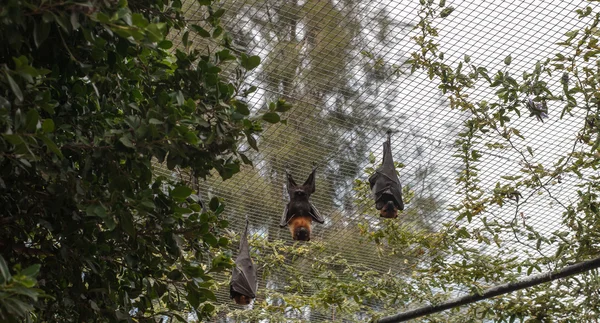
[279,203,290,227]
[368,171,378,190]
[309,202,325,224]
[230,220,257,298]
[231,260,257,298]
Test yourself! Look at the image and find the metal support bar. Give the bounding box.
[378,255,600,323]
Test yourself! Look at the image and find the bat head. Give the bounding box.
[380,200,398,219]
[232,292,253,305]
[288,215,312,241]
[287,168,317,201]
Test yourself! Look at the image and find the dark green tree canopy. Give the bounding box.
[0,0,288,321]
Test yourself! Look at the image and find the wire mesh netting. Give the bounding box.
[154,0,599,321]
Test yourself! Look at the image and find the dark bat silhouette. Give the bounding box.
[279,167,324,241]
[230,218,257,305]
[369,131,404,218]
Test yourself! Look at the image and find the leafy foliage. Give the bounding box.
[0,256,46,323]
[0,0,287,321]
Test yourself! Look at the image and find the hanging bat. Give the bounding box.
[368,131,404,218]
[279,167,324,241]
[230,218,257,305]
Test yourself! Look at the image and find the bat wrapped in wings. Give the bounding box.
[279,167,324,241]
[368,131,404,218]
[230,218,257,305]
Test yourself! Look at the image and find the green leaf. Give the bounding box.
[171,186,193,199]
[119,136,135,148]
[70,11,80,30]
[167,269,183,281]
[244,86,257,95]
[202,302,216,314]
[275,100,293,112]
[39,135,64,158]
[89,300,100,312]
[42,119,55,133]
[262,112,280,123]
[104,216,117,231]
[182,31,190,48]
[216,49,236,62]
[187,284,200,309]
[183,265,204,278]
[239,153,253,166]
[25,109,39,132]
[504,55,512,65]
[52,13,70,33]
[440,7,454,18]
[146,23,166,42]
[131,13,148,27]
[213,9,225,18]
[0,255,10,283]
[212,26,223,38]
[95,12,110,23]
[218,237,229,247]
[184,132,199,145]
[21,264,41,277]
[34,21,50,48]
[246,132,258,150]
[241,54,261,71]
[86,204,107,218]
[209,197,220,211]
[234,101,250,115]
[9,286,41,301]
[191,25,211,38]
[120,213,135,237]
[0,96,10,109]
[5,71,23,102]
[158,40,173,49]
[203,233,218,247]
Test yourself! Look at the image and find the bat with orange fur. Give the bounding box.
[369,131,404,218]
[279,167,324,241]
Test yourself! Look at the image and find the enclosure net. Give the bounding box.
[153,0,598,321]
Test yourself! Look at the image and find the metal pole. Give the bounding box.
[378,255,600,323]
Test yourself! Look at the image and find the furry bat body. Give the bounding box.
[280,167,324,241]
